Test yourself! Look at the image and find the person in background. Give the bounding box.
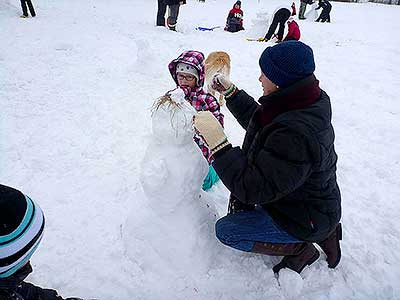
[0,184,84,300]
[156,0,167,26]
[258,3,296,43]
[20,0,35,18]
[283,17,301,41]
[156,0,186,30]
[194,41,342,274]
[299,0,314,19]
[224,1,244,33]
[168,50,224,190]
[316,0,332,22]
[165,0,186,31]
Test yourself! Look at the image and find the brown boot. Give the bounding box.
[251,242,320,274]
[316,223,342,268]
[272,243,320,274]
[252,242,304,256]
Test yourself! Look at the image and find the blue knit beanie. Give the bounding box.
[259,41,315,88]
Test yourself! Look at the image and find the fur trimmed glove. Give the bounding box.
[211,74,237,98]
[194,111,230,155]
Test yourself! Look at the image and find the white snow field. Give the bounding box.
[1,0,400,299]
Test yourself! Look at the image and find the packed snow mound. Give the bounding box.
[2,0,400,299]
[278,268,304,298]
[0,1,14,13]
[305,3,319,21]
[123,89,218,292]
[246,9,272,38]
[132,38,157,75]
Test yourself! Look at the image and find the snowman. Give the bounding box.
[304,2,318,21]
[124,88,218,282]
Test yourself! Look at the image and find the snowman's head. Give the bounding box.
[151,88,196,145]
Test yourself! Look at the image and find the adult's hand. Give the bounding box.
[211,73,234,94]
[193,111,228,153]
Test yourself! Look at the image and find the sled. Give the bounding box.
[196,26,221,31]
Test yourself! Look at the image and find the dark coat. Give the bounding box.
[227,7,243,25]
[213,75,341,242]
[317,0,332,12]
[164,0,186,5]
[226,7,244,32]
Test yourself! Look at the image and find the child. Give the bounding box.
[258,3,296,43]
[0,184,83,300]
[283,17,301,41]
[316,0,332,23]
[168,50,224,190]
[224,1,244,33]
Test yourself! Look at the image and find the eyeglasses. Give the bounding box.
[177,73,196,82]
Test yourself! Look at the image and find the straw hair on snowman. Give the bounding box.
[194,111,230,155]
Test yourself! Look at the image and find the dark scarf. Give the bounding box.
[241,75,321,155]
[255,74,321,127]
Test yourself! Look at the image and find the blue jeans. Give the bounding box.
[215,207,301,252]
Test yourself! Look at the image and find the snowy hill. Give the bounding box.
[1,0,400,299]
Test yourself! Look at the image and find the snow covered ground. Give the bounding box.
[1,0,400,299]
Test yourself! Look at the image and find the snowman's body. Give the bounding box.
[124,89,218,278]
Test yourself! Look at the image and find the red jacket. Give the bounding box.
[228,7,243,27]
[291,2,297,15]
[284,20,300,41]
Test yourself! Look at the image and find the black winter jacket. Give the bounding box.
[213,76,341,242]
[316,0,332,11]
[164,0,186,5]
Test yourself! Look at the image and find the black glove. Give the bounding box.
[0,262,32,289]
[227,196,255,215]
